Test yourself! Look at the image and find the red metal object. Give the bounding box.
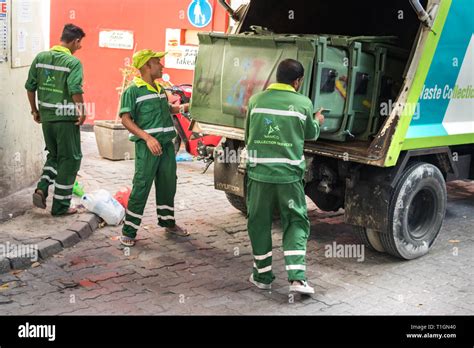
[166,83,221,158]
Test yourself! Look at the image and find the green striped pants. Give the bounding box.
[37,121,82,216]
[122,140,177,239]
[246,179,310,285]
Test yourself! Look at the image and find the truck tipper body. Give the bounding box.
[189,0,474,259]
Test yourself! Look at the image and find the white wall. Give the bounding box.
[0,0,50,198]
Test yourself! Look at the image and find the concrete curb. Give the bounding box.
[0,213,102,275]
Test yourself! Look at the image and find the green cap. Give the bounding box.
[132,49,167,69]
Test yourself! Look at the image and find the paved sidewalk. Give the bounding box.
[0,134,101,273]
[0,131,472,315]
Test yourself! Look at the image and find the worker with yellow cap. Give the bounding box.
[119,49,190,246]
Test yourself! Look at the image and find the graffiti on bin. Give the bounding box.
[225,58,267,114]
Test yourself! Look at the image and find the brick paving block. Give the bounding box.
[67,221,93,239]
[78,213,100,231]
[0,295,13,305]
[51,230,81,248]
[37,239,63,260]
[8,252,34,270]
[0,257,11,274]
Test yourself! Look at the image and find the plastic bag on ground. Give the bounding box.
[114,186,131,209]
[81,189,125,226]
[73,181,85,197]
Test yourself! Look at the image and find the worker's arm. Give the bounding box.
[121,113,162,156]
[304,106,324,141]
[169,103,189,115]
[244,99,254,145]
[25,57,40,123]
[27,91,40,123]
[67,60,86,126]
[72,94,86,126]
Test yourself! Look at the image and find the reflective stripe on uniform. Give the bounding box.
[248,155,305,166]
[251,108,307,122]
[136,94,159,103]
[157,215,175,221]
[156,205,174,211]
[43,166,58,175]
[53,194,72,200]
[129,127,175,138]
[36,63,71,73]
[124,220,140,230]
[38,101,75,109]
[284,250,306,256]
[144,127,175,134]
[126,210,143,219]
[285,265,306,271]
[136,94,167,104]
[253,263,272,273]
[254,251,272,261]
[55,183,74,190]
[41,175,54,183]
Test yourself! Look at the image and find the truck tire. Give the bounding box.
[354,226,385,252]
[225,192,247,215]
[381,162,447,260]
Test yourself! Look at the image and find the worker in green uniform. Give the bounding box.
[26,24,86,216]
[245,59,325,295]
[119,49,190,247]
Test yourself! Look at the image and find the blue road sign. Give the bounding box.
[187,0,213,28]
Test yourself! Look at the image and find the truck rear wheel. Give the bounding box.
[225,192,247,215]
[381,162,447,260]
[354,226,385,252]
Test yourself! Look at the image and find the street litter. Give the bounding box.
[81,189,125,226]
[114,186,131,209]
[73,181,85,197]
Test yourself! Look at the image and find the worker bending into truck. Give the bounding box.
[119,49,190,247]
[245,59,325,294]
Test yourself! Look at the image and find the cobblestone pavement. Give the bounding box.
[0,132,472,315]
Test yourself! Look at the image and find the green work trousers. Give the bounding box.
[246,178,310,285]
[122,140,177,238]
[37,121,82,215]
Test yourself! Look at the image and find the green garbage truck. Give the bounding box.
[189,0,474,259]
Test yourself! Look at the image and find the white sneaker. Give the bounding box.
[249,274,271,290]
[289,280,314,294]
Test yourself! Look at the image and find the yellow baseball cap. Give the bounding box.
[132,49,167,69]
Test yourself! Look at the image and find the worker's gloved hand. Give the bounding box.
[146,136,162,156]
[315,108,325,126]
